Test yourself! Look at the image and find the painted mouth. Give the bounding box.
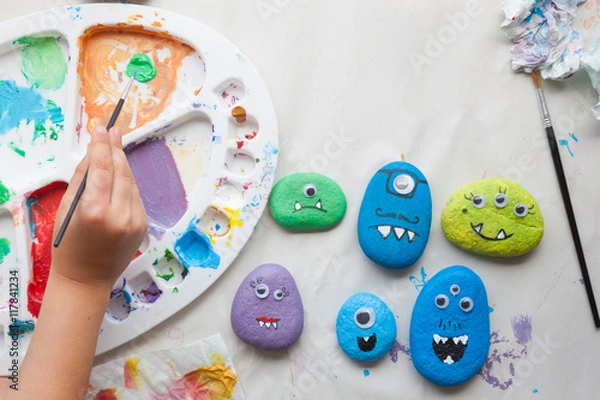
[293,199,326,213]
[470,222,513,241]
[357,333,377,352]
[372,225,418,242]
[432,333,468,364]
[256,316,280,329]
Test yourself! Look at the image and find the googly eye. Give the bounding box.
[514,203,528,218]
[460,297,474,312]
[450,284,460,296]
[354,307,375,329]
[303,184,317,198]
[435,294,449,309]
[273,289,285,301]
[393,174,415,195]
[472,194,486,209]
[494,193,508,208]
[255,283,269,299]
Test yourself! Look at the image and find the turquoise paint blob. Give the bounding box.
[0,238,10,264]
[363,369,370,377]
[126,53,156,83]
[8,319,35,338]
[174,222,220,270]
[0,80,49,135]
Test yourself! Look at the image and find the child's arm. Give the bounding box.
[4,126,148,399]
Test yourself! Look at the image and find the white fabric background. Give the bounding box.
[3,1,600,399]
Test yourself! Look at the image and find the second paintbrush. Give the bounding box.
[53,71,137,247]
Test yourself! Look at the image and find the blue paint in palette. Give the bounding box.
[174,218,220,270]
[0,80,49,135]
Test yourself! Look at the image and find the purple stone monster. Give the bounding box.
[230,263,304,350]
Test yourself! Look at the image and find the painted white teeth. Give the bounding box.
[294,202,301,211]
[393,227,406,240]
[272,322,278,329]
[407,231,416,242]
[473,223,483,233]
[258,321,264,327]
[377,226,391,238]
[443,356,455,365]
[265,322,271,328]
[363,336,371,342]
[458,334,468,345]
[496,229,506,240]
[316,200,322,209]
[433,334,448,344]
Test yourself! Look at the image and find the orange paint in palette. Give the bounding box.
[77,25,195,135]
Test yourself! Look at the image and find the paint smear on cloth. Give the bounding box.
[77,25,195,134]
[501,0,585,79]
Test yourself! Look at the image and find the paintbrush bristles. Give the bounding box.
[532,70,542,89]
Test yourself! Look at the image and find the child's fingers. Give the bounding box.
[84,126,114,215]
[108,128,135,217]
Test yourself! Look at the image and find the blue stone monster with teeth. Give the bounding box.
[410,265,490,386]
[358,161,432,269]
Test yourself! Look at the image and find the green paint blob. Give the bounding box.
[126,53,156,83]
[8,143,25,157]
[0,238,10,264]
[156,267,175,282]
[164,248,175,262]
[0,181,10,204]
[172,287,179,293]
[14,36,67,91]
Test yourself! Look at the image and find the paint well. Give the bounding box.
[26,182,68,318]
[125,137,188,238]
[77,25,195,134]
[14,36,68,90]
[0,80,49,135]
[174,223,220,269]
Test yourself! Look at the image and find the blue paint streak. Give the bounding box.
[363,369,370,377]
[174,219,221,269]
[558,139,574,157]
[47,102,64,125]
[533,388,539,393]
[0,80,49,135]
[569,132,579,142]
[409,266,428,291]
[8,319,35,337]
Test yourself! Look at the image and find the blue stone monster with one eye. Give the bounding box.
[410,265,490,386]
[358,161,432,269]
[336,292,396,362]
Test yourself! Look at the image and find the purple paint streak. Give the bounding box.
[140,282,162,303]
[511,314,533,346]
[478,331,525,391]
[389,340,410,363]
[125,137,188,238]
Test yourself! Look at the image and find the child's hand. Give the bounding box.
[52,126,148,291]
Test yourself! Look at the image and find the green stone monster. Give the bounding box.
[269,172,346,231]
[441,178,544,257]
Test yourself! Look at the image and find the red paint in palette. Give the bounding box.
[26,182,67,317]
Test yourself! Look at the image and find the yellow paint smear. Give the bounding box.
[77,25,195,135]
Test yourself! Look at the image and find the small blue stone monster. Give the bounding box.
[410,265,490,386]
[336,292,396,362]
[357,161,432,269]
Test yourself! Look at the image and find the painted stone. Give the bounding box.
[230,263,304,350]
[336,292,396,362]
[357,161,432,269]
[269,172,346,231]
[441,178,544,257]
[410,265,490,386]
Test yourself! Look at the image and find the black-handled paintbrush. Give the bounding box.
[531,70,600,328]
[54,72,137,247]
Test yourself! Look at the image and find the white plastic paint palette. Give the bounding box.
[0,4,277,369]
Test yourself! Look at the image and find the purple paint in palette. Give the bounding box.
[125,136,187,238]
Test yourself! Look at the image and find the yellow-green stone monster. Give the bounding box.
[441,178,544,257]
